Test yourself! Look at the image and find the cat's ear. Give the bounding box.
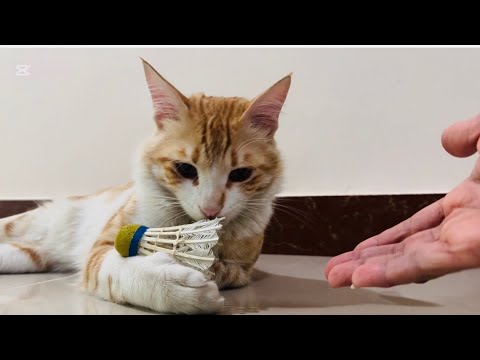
[141,58,189,128]
[242,74,292,136]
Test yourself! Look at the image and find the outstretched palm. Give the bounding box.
[325,114,480,288]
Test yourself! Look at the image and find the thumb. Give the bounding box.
[441,113,480,158]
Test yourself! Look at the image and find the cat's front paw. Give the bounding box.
[213,261,251,290]
[99,252,224,314]
[164,263,224,314]
[143,253,224,314]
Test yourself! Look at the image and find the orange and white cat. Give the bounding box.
[0,59,291,314]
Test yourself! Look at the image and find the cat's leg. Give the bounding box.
[82,202,224,314]
[83,243,223,314]
[0,210,49,273]
[84,248,224,314]
[213,261,253,289]
[214,234,263,289]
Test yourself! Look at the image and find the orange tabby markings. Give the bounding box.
[3,213,31,238]
[164,165,182,186]
[105,182,134,202]
[107,275,114,301]
[157,157,170,164]
[69,182,133,203]
[96,240,115,247]
[4,221,14,237]
[191,147,200,164]
[177,148,187,158]
[11,244,46,270]
[243,153,252,163]
[189,94,249,164]
[230,150,238,168]
[83,245,110,291]
[83,195,136,291]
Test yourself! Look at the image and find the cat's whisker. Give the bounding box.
[245,199,311,216]
[272,201,315,218]
[244,200,316,229]
[143,197,182,205]
[234,137,270,155]
[236,212,264,234]
[145,197,180,202]
[143,193,182,201]
[270,206,317,229]
[162,210,188,227]
[269,213,283,228]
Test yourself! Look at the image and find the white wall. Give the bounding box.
[0,48,478,199]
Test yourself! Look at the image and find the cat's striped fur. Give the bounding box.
[0,59,291,314]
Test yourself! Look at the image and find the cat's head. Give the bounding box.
[138,59,291,224]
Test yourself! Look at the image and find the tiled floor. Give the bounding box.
[1,254,480,314]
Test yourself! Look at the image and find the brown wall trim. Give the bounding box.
[265,195,444,256]
[0,195,444,256]
[0,201,41,219]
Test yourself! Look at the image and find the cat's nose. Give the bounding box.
[200,207,222,220]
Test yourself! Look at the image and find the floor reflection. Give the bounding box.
[221,270,438,314]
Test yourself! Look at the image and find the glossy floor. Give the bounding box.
[1,254,479,314]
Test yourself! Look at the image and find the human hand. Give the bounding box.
[325,114,480,288]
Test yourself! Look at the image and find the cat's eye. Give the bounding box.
[229,167,253,182]
[175,162,198,180]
